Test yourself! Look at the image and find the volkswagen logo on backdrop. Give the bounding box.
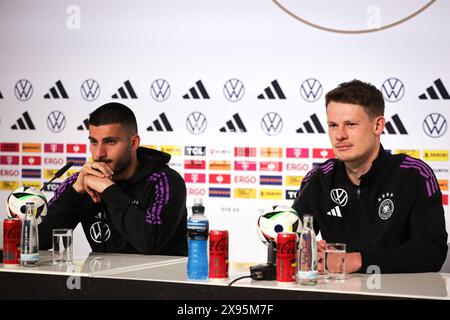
[261,112,283,136]
[186,111,207,134]
[381,78,405,102]
[80,79,100,101]
[47,111,66,133]
[223,79,245,102]
[300,78,322,102]
[150,79,171,101]
[14,79,33,101]
[423,113,447,138]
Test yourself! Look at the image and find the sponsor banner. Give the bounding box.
[22,156,41,166]
[22,168,41,179]
[443,194,448,206]
[161,145,182,156]
[0,169,20,177]
[43,182,61,192]
[187,187,207,197]
[259,189,282,200]
[209,174,231,184]
[260,147,283,158]
[43,156,65,166]
[0,181,20,191]
[44,143,64,153]
[234,161,257,171]
[184,146,206,156]
[438,180,448,191]
[259,161,282,172]
[432,167,449,177]
[184,160,206,170]
[66,143,87,154]
[67,156,86,166]
[423,150,449,162]
[0,155,20,165]
[0,142,20,152]
[44,169,60,180]
[142,145,158,150]
[394,149,420,159]
[234,147,257,157]
[21,181,42,189]
[184,173,206,183]
[285,190,298,200]
[209,187,231,198]
[209,160,231,171]
[313,148,335,159]
[168,161,182,169]
[22,143,41,153]
[285,162,310,172]
[286,148,309,158]
[66,169,79,178]
[209,148,232,156]
[259,175,282,186]
[234,188,257,199]
[234,175,258,184]
[286,175,303,187]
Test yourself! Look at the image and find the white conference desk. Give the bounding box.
[0,251,449,300]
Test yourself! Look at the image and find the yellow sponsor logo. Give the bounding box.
[439,180,448,191]
[259,189,282,200]
[209,161,231,170]
[22,143,42,153]
[44,169,60,180]
[66,169,79,178]
[22,181,42,189]
[394,149,420,158]
[0,181,19,190]
[423,150,449,162]
[286,176,303,187]
[260,147,283,158]
[142,145,159,150]
[234,188,257,199]
[160,145,181,156]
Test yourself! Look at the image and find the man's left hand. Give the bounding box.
[83,174,115,203]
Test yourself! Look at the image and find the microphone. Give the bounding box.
[40,162,74,191]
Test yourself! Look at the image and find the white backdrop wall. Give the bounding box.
[0,0,448,263]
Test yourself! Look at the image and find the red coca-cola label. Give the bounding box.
[209,230,229,279]
[3,219,21,265]
[276,232,298,283]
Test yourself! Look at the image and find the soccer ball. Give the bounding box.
[6,186,48,224]
[257,205,302,245]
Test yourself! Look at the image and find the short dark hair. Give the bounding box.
[89,102,138,134]
[325,79,384,118]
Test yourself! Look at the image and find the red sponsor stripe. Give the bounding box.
[234,161,257,171]
[313,148,335,159]
[286,148,309,158]
[443,194,448,205]
[184,160,206,170]
[234,147,257,157]
[66,144,87,153]
[184,173,206,183]
[0,155,20,165]
[44,143,64,153]
[22,156,41,166]
[260,161,283,171]
[209,174,231,184]
[0,143,20,152]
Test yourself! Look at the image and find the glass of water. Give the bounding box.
[52,228,73,265]
[324,243,346,281]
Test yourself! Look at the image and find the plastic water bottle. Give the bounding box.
[187,198,209,280]
[299,214,317,285]
[20,202,39,266]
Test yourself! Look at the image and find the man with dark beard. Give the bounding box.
[39,102,187,256]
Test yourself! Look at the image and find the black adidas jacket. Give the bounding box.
[292,145,447,273]
[39,147,187,256]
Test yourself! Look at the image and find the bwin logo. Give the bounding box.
[223,79,244,102]
[15,79,33,101]
[300,78,322,102]
[150,79,170,101]
[47,111,66,133]
[80,79,100,101]
[261,112,283,136]
[186,112,207,134]
[381,78,405,102]
[423,113,447,138]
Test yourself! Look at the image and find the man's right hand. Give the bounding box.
[72,161,114,198]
